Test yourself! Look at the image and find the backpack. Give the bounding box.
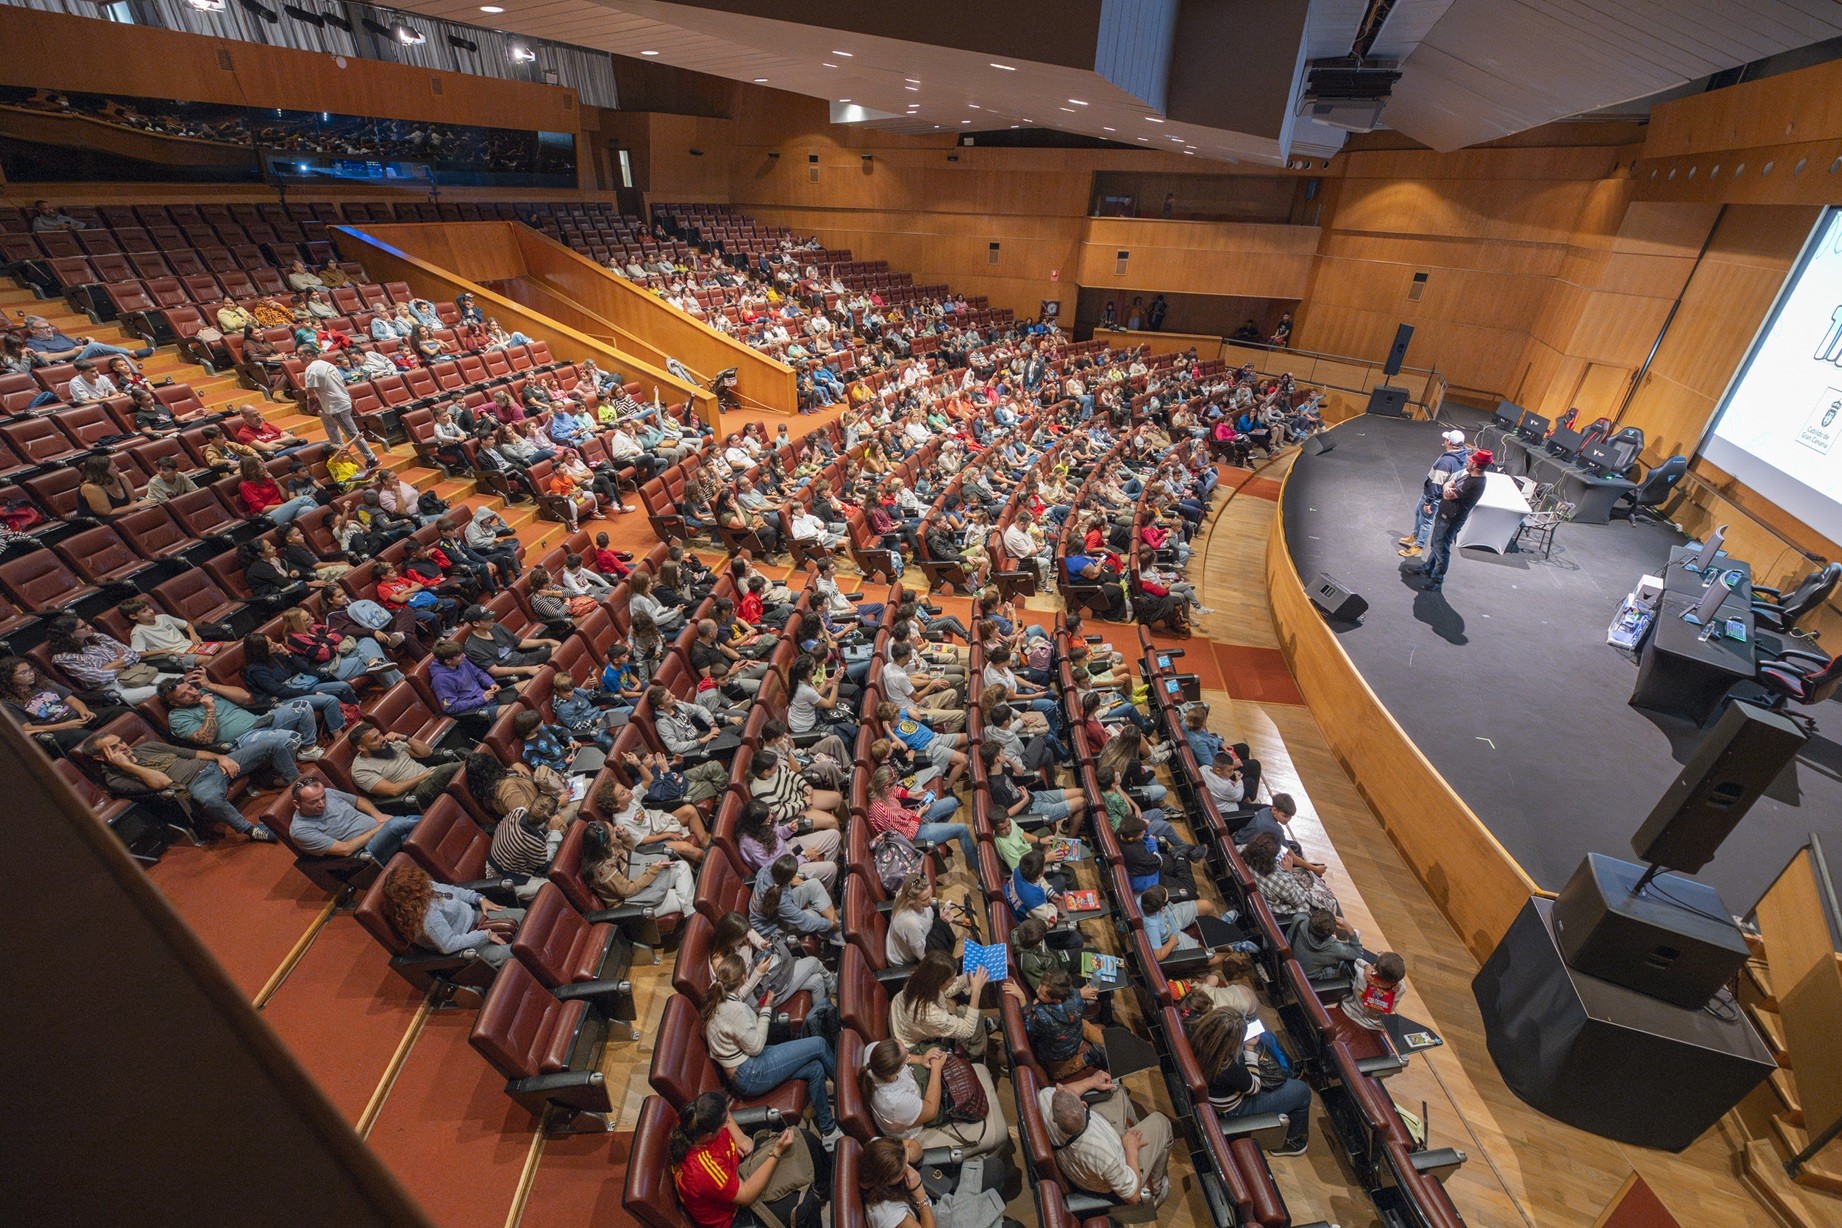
[871,829,925,892]
[345,598,393,630]
[418,490,449,516]
[1022,638,1053,674]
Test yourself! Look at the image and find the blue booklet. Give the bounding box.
[962,941,1009,982]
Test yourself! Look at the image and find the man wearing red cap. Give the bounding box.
[1415,449,1491,592]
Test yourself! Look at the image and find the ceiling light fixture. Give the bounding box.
[905,78,920,84]
[1058,107,1076,113]
[1067,99,1087,106]
[823,62,838,68]
[447,33,479,50]
[967,104,980,110]
[1102,126,1115,132]
[990,63,1016,71]
[1137,136,1149,142]
[393,23,424,44]
[187,0,228,11]
[479,4,502,10]
[905,86,919,92]
[1146,116,1164,123]
[832,50,853,56]
[509,45,537,62]
[754,78,768,83]
[640,49,658,55]
[961,120,972,124]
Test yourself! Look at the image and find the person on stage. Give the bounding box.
[1412,449,1490,592]
[1399,430,1469,559]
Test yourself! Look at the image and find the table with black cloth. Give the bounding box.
[1488,434,1638,524]
[1629,546,1756,725]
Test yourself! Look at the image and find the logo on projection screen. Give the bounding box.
[1800,388,1842,456]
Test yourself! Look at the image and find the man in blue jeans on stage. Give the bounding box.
[1413,449,1491,592]
[1400,430,1470,559]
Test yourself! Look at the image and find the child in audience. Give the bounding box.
[549,672,621,751]
[1005,848,1062,923]
[1010,917,1061,993]
[1341,952,1407,1031]
[514,709,576,774]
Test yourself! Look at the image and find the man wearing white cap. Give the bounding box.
[1399,429,1470,558]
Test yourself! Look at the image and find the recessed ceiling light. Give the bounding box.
[839,98,851,102]
[905,78,920,84]
[961,120,972,124]
[1183,150,1196,156]
[967,104,980,109]
[479,4,503,10]
[823,62,838,68]
[1067,99,1087,106]
[1146,116,1164,123]
[1059,107,1076,113]
[754,78,767,83]
[1137,136,1149,142]
[990,63,1016,71]
[906,86,919,92]
[640,49,658,55]
[1102,126,1115,132]
[832,50,853,56]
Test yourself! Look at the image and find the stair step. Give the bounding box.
[1770,1066,1803,1115]
[1770,1117,1842,1197]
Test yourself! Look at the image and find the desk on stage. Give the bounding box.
[1629,547,1756,725]
[1480,431,1637,524]
[1457,471,1530,553]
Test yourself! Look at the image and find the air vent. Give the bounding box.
[431,76,443,96]
[988,242,1000,265]
[1408,271,1427,301]
[1115,250,1128,276]
[217,48,234,71]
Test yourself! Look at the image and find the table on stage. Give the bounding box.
[1479,431,1637,524]
[1456,470,1531,553]
[1629,546,1756,724]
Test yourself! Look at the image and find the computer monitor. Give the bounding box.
[1518,412,1551,441]
[1548,425,1585,457]
[1494,400,1526,430]
[1580,441,1621,472]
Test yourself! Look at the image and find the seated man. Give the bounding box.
[24,314,152,362]
[690,618,771,697]
[1038,1073,1173,1219]
[231,405,308,456]
[1063,552,1127,621]
[427,640,504,731]
[459,605,556,685]
[157,675,327,761]
[80,730,285,842]
[348,722,463,814]
[287,775,420,863]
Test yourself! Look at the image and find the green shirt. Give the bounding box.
[167,697,262,745]
[1103,790,1130,832]
[994,824,1029,870]
[1015,942,1062,992]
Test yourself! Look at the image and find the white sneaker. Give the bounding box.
[1195,605,1216,615]
[297,745,325,761]
[820,1125,845,1148]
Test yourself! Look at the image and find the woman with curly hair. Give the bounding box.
[379,859,522,967]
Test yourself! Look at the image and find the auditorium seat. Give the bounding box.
[52,525,154,588]
[650,992,808,1120]
[353,852,498,998]
[151,568,243,635]
[0,548,99,613]
[508,881,640,1036]
[470,957,615,1128]
[258,766,382,896]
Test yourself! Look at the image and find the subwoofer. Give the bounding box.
[1308,572,1367,622]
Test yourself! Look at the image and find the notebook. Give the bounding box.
[962,941,1009,982]
[1044,836,1086,863]
[1080,950,1128,991]
[1062,888,1101,913]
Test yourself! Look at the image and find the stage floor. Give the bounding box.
[1282,411,1842,908]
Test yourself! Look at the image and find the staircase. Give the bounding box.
[1734,937,1842,1224]
[3,282,543,536]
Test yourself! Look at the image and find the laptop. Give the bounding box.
[1493,401,1525,431]
[1547,425,1585,457]
[1517,412,1551,442]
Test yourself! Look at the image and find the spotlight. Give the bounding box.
[509,45,537,62]
[321,10,350,29]
[448,34,479,51]
[186,0,226,10]
[238,0,278,21]
[283,3,324,24]
[394,24,425,45]
[360,16,391,35]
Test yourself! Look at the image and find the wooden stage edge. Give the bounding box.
[1264,467,1552,963]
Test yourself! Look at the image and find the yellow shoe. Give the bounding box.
[1398,545,1423,558]
[1397,536,1416,546]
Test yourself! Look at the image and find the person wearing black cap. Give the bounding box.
[1414,449,1491,592]
[459,604,557,682]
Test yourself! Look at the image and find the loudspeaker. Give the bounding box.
[1551,853,1749,1008]
[1474,898,1774,1151]
[1383,323,1414,376]
[1629,702,1806,873]
[1308,572,1367,622]
[1309,432,1336,455]
[1365,385,1410,417]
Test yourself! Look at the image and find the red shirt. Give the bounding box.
[738,592,765,625]
[674,1132,741,1228]
[375,575,417,610]
[592,547,630,578]
[238,477,282,515]
[233,419,282,447]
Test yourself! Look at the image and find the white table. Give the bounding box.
[1457,470,1532,553]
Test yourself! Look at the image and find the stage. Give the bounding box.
[1277,410,1842,911]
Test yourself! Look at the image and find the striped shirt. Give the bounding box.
[487,811,555,876]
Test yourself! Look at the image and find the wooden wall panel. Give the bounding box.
[0,7,580,134]
[1072,218,1318,298]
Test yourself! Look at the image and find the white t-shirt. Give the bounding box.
[1203,766,1245,806]
[303,358,352,416]
[881,663,917,704]
[129,614,195,656]
[1003,524,1037,558]
[886,906,931,966]
[868,1064,926,1137]
[788,682,822,733]
[866,1201,911,1228]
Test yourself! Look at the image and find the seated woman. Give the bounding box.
[239,537,333,608]
[626,570,684,633]
[1,654,126,754]
[543,464,600,532]
[1185,1004,1313,1157]
[48,613,178,707]
[860,1038,1011,1162]
[737,798,840,893]
[864,764,973,866]
[237,456,317,525]
[242,632,357,723]
[890,950,990,1061]
[783,653,857,750]
[427,406,474,474]
[710,910,832,1012]
[669,1091,826,1228]
[701,953,841,1141]
[885,873,978,968]
[77,454,145,521]
[574,814,694,918]
[749,851,839,948]
[379,859,523,968]
[278,606,401,687]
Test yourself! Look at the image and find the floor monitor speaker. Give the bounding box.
[1551,853,1749,1008]
[1366,385,1410,417]
[1629,702,1805,874]
[1308,572,1367,622]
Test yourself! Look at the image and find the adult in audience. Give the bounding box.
[860,1039,1010,1161]
[1039,1073,1172,1217]
[79,729,282,842]
[302,345,378,465]
[1286,907,1366,980]
[0,656,123,754]
[460,604,556,683]
[24,314,151,362]
[1243,832,1342,919]
[578,818,694,916]
[349,723,462,814]
[379,859,522,967]
[669,1091,824,1228]
[702,952,841,1141]
[287,776,419,864]
[30,199,85,231]
[48,614,177,706]
[158,674,326,758]
[889,950,989,1059]
[1186,1005,1312,1156]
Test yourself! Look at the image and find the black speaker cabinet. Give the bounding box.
[1630,702,1806,874]
[1309,432,1336,455]
[1307,572,1367,622]
[1474,898,1774,1151]
[1551,853,1749,1008]
[1365,385,1410,417]
[1384,324,1415,376]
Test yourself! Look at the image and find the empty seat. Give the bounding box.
[470,956,611,1126]
[52,525,151,586]
[0,548,99,613]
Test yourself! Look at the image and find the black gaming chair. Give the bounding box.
[1614,455,1686,522]
[1743,644,1842,734]
[1752,562,1842,638]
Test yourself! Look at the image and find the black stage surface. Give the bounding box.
[1281,410,1842,909]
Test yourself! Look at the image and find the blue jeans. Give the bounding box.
[282,691,346,734]
[331,636,402,685]
[1142,809,1185,847]
[1103,699,1151,733]
[189,736,300,831]
[362,814,421,862]
[917,818,975,864]
[1231,1076,1313,1148]
[1424,515,1461,584]
[72,341,147,360]
[924,614,969,642]
[1411,497,1437,549]
[266,495,320,525]
[729,1033,836,1132]
[1137,782,1168,804]
[249,702,315,746]
[300,678,360,705]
